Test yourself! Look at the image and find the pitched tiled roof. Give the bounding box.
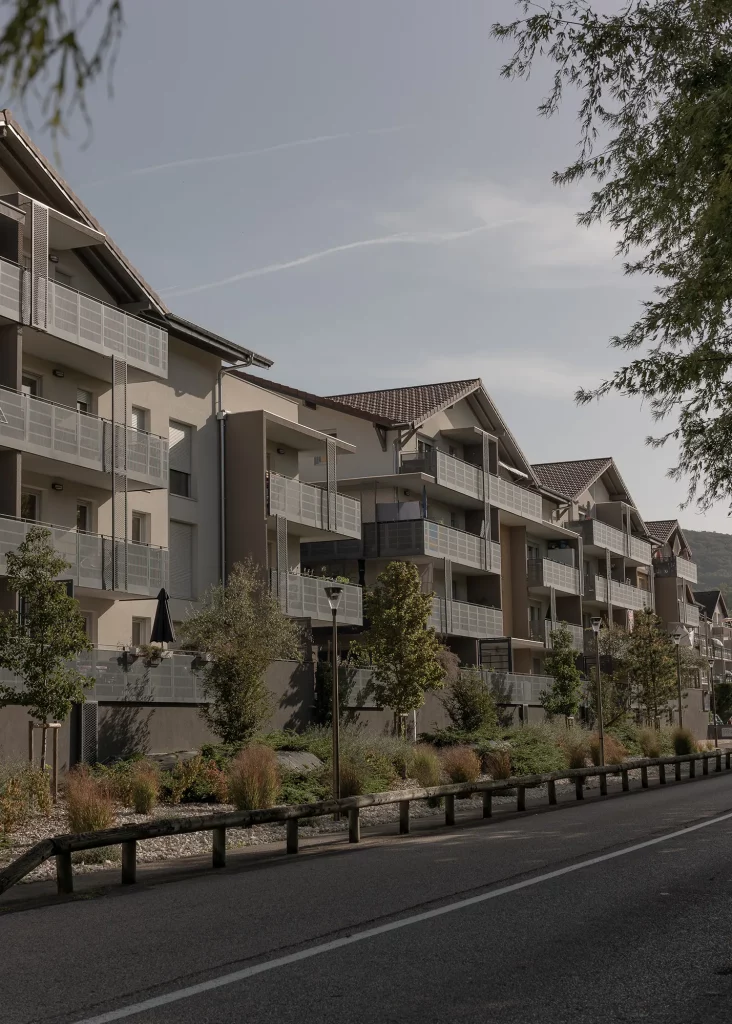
[693,589,723,618]
[327,380,481,427]
[531,458,614,501]
[645,520,678,544]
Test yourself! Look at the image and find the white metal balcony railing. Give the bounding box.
[655,554,698,584]
[681,603,700,628]
[269,570,363,626]
[0,387,168,488]
[584,574,653,611]
[527,557,581,595]
[0,258,168,378]
[533,619,585,652]
[267,472,361,540]
[568,518,652,565]
[429,595,503,638]
[0,515,167,596]
[370,519,500,573]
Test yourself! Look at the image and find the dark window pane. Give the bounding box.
[170,469,190,498]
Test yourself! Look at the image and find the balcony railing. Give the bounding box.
[0,258,168,378]
[536,620,585,651]
[269,570,362,626]
[487,473,543,521]
[267,472,361,540]
[680,603,700,628]
[654,554,698,584]
[584,574,653,610]
[527,557,581,595]
[370,519,500,572]
[567,518,652,564]
[345,667,555,707]
[429,596,503,638]
[0,387,168,488]
[0,515,167,596]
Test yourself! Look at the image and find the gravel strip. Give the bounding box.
[0,765,666,885]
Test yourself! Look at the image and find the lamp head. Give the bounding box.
[590,617,602,634]
[324,585,343,612]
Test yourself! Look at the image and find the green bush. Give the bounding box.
[441,669,498,735]
[0,762,51,835]
[608,723,643,756]
[129,763,159,814]
[409,746,442,788]
[419,728,488,748]
[440,746,481,784]
[253,730,313,753]
[278,771,329,806]
[228,745,281,810]
[504,727,568,776]
[159,756,228,804]
[672,727,697,755]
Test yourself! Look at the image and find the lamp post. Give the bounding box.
[591,617,605,766]
[325,585,343,818]
[671,625,688,729]
[709,645,721,748]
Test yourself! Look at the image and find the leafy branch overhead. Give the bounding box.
[494,2,732,511]
[0,0,124,141]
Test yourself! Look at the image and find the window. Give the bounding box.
[131,406,148,432]
[417,437,434,455]
[131,512,149,544]
[169,421,192,497]
[21,491,38,521]
[76,501,91,533]
[76,389,92,414]
[169,521,194,599]
[131,618,150,647]
[21,374,39,397]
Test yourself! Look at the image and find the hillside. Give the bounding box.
[684,529,732,605]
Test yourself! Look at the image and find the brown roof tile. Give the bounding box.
[531,458,614,501]
[644,520,678,544]
[327,380,481,426]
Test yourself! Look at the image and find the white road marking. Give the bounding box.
[73,809,732,1023]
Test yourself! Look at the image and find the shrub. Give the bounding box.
[409,745,442,788]
[441,669,498,735]
[65,769,115,833]
[129,763,159,814]
[505,727,568,776]
[159,756,228,804]
[608,723,643,756]
[339,756,368,798]
[338,748,396,798]
[483,745,512,780]
[638,727,662,759]
[0,776,26,835]
[278,771,329,806]
[588,734,627,766]
[0,762,54,835]
[672,727,697,755]
[228,745,280,810]
[441,746,481,784]
[559,731,590,769]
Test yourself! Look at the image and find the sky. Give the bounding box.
[20,0,732,533]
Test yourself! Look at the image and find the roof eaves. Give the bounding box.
[233,372,393,425]
[163,315,273,368]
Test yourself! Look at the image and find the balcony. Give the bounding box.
[0,387,168,489]
[527,557,581,595]
[0,257,168,378]
[532,620,585,652]
[400,448,544,522]
[567,518,652,564]
[267,472,360,540]
[371,519,500,572]
[269,570,363,626]
[654,555,698,584]
[584,574,653,610]
[429,596,503,638]
[0,515,167,597]
[680,603,700,628]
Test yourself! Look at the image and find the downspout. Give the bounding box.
[216,358,254,584]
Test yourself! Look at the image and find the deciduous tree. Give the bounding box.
[540,622,583,719]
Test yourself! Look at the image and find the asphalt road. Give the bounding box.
[3,772,732,1024]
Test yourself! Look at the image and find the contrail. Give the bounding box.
[82,126,407,186]
[163,221,519,298]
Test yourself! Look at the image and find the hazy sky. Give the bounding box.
[28,0,731,533]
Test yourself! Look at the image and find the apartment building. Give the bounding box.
[694,589,730,692]
[647,520,699,635]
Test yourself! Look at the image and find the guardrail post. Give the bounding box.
[659,764,666,785]
[286,818,299,855]
[399,800,410,834]
[547,780,557,806]
[715,752,722,773]
[517,785,526,812]
[575,776,584,800]
[121,840,137,884]
[212,827,226,868]
[599,772,608,796]
[348,807,360,844]
[56,851,73,895]
[621,768,629,792]
[675,761,681,782]
[703,755,709,776]
[641,766,649,788]
[445,794,455,826]
[689,757,696,778]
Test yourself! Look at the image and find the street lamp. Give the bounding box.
[590,617,605,766]
[671,625,688,729]
[325,585,343,817]
[709,642,722,748]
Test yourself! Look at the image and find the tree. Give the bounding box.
[0,526,92,769]
[586,622,633,729]
[0,1,124,143]
[714,680,732,723]
[177,560,302,744]
[493,3,732,512]
[352,561,445,734]
[540,622,583,719]
[625,610,678,722]
[442,667,498,735]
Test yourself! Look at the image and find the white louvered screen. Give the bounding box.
[169,520,193,599]
[169,421,192,472]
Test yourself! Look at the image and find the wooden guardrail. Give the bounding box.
[1,749,729,899]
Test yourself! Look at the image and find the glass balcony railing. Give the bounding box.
[0,386,168,488]
[269,570,363,626]
[0,515,167,596]
[267,472,361,540]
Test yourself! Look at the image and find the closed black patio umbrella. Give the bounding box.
[150,588,176,644]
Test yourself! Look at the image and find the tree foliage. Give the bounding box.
[540,622,583,718]
[352,561,445,728]
[0,0,124,142]
[177,560,302,744]
[494,2,732,511]
[625,610,678,721]
[0,526,92,765]
[441,667,498,734]
[587,622,633,728]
